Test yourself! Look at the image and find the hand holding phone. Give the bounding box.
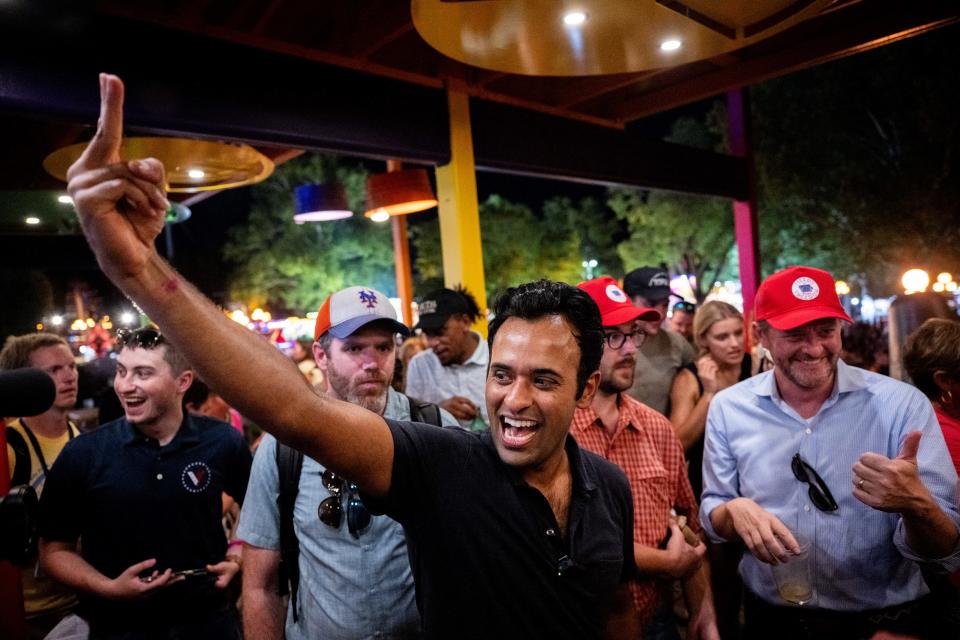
[170,567,211,580]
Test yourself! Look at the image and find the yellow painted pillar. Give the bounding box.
[435,78,488,337]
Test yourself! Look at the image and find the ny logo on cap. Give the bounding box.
[358,289,378,309]
[420,300,438,315]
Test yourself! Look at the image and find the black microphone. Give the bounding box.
[0,369,56,417]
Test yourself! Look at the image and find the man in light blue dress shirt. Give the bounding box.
[238,286,457,640]
[700,266,960,639]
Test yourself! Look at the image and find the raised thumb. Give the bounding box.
[896,430,922,462]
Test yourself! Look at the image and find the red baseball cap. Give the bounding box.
[755,266,852,330]
[577,276,662,327]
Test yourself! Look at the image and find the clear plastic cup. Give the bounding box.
[771,532,813,605]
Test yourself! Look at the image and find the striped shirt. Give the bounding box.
[572,393,700,622]
[701,359,960,610]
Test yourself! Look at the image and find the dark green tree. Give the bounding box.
[411,194,624,301]
[543,196,625,279]
[222,154,395,313]
[609,104,737,302]
[751,26,960,295]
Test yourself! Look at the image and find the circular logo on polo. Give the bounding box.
[605,284,627,302]
[181,461,212,493]
[791,277,820,301]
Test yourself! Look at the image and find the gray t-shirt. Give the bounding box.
[627,329,696,415]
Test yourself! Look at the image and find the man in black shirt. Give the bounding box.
[38,328,251,638]
[66,73,637,638]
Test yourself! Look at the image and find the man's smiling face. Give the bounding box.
[486,315,597,475]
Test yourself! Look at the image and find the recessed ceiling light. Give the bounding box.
[57,194,73,204]
[25,216,41,225]
[187,168,206,179]
[660,39,682,52]
[563,11,587,26]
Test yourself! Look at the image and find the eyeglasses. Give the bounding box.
[603,328,647,350]
[673,301,697,313]
[116,327,165,349]
[791,454,838,512]
[318,470,371,538]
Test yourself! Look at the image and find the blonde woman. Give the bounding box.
[669,301,752,639]
[669,301,752,500]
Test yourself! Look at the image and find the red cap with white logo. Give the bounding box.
[577,276,662,327]
[754,266,852,330]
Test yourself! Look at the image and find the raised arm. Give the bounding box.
[68,74,393,495]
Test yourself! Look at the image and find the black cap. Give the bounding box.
[622,266,671,303]
[414,288,472,331]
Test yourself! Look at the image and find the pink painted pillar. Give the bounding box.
[727,88,761,351]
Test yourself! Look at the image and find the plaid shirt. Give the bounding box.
[571,393,700,623]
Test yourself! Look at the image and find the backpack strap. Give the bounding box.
[6,426,31,487]
[406,395,444,427]
[275,442,304,623]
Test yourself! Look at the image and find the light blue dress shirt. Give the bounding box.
[237,388,457,640]
[404,332,489,430]
[700,360,960,610]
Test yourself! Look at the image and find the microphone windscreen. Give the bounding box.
[0,369,57,417]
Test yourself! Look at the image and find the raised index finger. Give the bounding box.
[78,73,125,170]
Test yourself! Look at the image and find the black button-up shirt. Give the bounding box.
[365,419,635,639]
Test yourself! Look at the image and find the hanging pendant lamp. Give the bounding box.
[363,168,438,223]
[294,183,353,223]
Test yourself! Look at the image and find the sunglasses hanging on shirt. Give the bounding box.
[318,469,371,538]
[791,454,839,512]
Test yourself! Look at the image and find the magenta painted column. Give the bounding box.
[727,88,761,351]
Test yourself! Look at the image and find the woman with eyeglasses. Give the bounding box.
[669,301,752,500]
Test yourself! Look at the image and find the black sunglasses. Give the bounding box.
[116,327,165,349]
[673,301,697,313]
[318,470,371,538]
[791,454,838,512]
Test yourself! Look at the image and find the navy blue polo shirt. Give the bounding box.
[364,419,635,639]
[38,413,251,629]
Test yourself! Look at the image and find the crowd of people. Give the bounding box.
[3,73,960,640]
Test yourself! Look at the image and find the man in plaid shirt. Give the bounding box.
[573,277,718,640]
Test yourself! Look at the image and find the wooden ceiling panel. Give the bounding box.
[310,1,414,58]
[571,60,721,120]
[366,29,448,79]
[251,0,331,46]
[482,72,649,112]
[212,0,273,32]
[87,0,960,129]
